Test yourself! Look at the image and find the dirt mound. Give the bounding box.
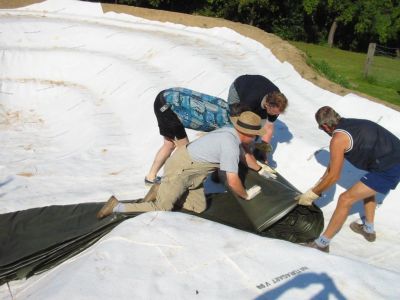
[101,3,347,96]
[1,0,395,109]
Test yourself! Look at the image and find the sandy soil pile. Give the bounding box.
[1,0,395,109]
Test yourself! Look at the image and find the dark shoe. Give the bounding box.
[303,241,330,253]
[350,221,376,242]
[144,176,161,186]
[97,196,119,219]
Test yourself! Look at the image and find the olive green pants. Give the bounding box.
[123,147,219,213]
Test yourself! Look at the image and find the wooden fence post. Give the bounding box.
[364,43,376,78]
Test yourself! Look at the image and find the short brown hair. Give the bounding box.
[315,106,341,127]
[266,91,288,112]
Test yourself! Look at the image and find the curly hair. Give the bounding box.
[266,91,288,112]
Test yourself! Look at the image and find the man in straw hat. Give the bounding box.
[97,111,266,219]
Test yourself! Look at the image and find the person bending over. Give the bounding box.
[97,111,266,219]
[145,88,234,185]
[296,106,400,252]
[227,74,288,163]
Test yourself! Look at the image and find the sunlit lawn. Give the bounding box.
[291,41,400,108]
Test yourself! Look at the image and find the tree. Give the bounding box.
[116,0,207,12]
[355,0,399,44]
[91,0,399,51]
[303,0,356,47]
[303,0,400,50]
[196,0,278,28]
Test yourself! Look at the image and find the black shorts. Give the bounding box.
[154,91,187,140]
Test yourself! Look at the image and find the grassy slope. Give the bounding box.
[291,41,400,107]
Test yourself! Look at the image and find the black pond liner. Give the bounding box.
[0,167,323,285]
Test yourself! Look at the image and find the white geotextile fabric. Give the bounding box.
[1,1,400,299]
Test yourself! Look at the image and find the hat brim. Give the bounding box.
[230,116,266,136]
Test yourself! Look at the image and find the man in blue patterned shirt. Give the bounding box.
[145,88,235,185]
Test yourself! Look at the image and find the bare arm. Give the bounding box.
[261,122,274,144]
[312,132,348,195]
[226,172,248,199]
[240,144,260,171]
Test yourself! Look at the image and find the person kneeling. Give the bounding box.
[97,111,265,219]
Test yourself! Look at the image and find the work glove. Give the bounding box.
[295,189,319,206]
[245,185,262,200]
[254,141,273,154]
[256,161,277,179]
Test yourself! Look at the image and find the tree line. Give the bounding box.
[95,0,400,53]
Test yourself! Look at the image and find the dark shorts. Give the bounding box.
[361,164,400,194]
[154,91,187,140]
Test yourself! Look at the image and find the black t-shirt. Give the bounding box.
[234,74,280,122]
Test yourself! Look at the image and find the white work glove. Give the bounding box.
[245,185,262,200]
[256,161,277,179]
[295,189,319,206]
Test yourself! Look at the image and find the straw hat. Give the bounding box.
[230,111,266,136]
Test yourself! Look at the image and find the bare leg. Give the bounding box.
[146,137,175,181]
[146,136,188,181]
[323,181,376,239]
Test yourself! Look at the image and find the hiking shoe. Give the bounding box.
[303,241,330,253]
[144,176,161,186]
[350,221,376,242]
[97,196,119,219]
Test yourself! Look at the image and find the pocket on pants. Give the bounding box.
[188,174,207,189]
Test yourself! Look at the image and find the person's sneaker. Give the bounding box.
[97,196,119,219]
[144,176,161,186]
[303,241,330,253]
[350,221,376,242]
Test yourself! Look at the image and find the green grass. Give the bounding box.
[290,41,400,108]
